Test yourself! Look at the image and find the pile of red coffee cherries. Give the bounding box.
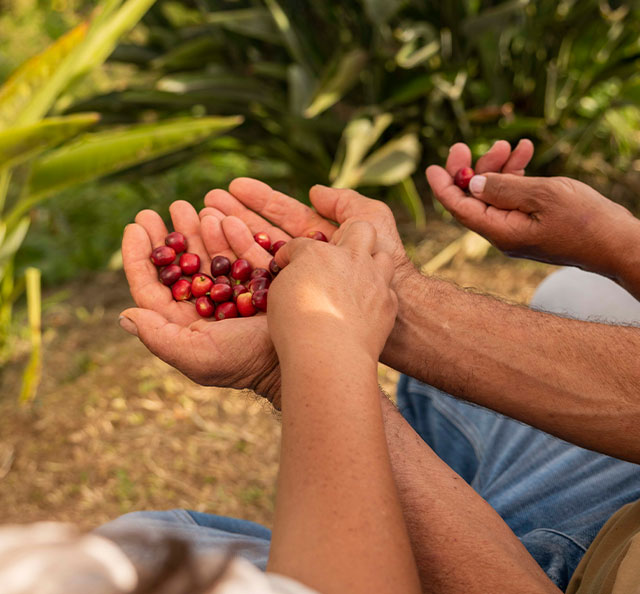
[150,229,328,320]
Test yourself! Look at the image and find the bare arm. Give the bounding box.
[266,225,420,594]
[379,391,560,594]
[383,268,640,463]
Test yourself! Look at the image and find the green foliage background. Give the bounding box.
[4,0,640,290]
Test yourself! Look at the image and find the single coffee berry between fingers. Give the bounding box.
[454,167,475,191]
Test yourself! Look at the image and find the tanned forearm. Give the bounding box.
[382,270,640,463]
[267,347,420,594]
[378,392,560,594]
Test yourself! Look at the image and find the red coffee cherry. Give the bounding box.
[453,167,475,191]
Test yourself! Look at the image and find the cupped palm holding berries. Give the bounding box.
[149,228,327,319]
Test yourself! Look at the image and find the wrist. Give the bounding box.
[250,348,282,409]
[608,215,640,297]
[381,265,426,372]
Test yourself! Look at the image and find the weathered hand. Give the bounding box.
[119,201,280,404]
[268,221,397,363]
[202,177,418,373]
[426,139,638,277]
[203,177,414,285]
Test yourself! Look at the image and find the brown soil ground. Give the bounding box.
[0,220,553,532]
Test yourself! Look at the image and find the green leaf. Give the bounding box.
[0,0,157,129]
[0,113,100,170]
[397,177,426,229]
[304,49,368,119]
[331,114,393,187]
[0,23,88,130]
[72,0,158,82]
[0,218,30,266]
[23,116,243,203]
[357,133,421,187]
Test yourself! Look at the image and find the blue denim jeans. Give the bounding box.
[98,268,640,590]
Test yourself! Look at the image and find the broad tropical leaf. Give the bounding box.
[0,218,30,266]
[0,113,100,170]
[0,23,88,130]
[357,133,421,187]
[72,0,158,82]
[23,116,243,203]
[331,114,393,187]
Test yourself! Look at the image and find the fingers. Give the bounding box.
[273,237,311,270]
[122,223,174,309]
[228,178,336,239]
[474,140,512,174]
[372,251,395,286]
[134,209,168,247]
[122,223,199,325]
[220,216,274,269]
[200,215,236,262]
[445,143,472,176]
[199,206,225,220]
[309,185,388,225]
[205,188,291,243]
[169,201,210,268]
[469,172,539,212]
[335,220,377,255]
[426,165,500,236]
[119,307,191,370]
[502,139,534,175]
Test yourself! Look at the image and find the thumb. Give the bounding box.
[470,173,539,212]
[273,237,314,270]
[119,308,186,364]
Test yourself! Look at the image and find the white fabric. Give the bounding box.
[0,523,317,594]
[530,267,640,324]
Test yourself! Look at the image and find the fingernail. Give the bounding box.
[469,175,486,195]
[118,315,138,336]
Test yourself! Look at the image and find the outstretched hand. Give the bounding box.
[120,201,280,404]
[203,178,414,285]
[426,139,638,276]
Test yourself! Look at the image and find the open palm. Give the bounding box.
[120,201,280,403]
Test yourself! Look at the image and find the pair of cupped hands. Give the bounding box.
[120,139,636,407]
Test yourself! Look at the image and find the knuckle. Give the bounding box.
[552,176,575,194]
